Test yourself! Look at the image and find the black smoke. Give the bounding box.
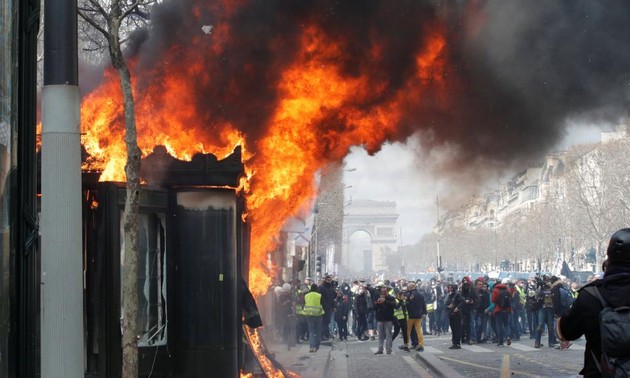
[97,0,630,169]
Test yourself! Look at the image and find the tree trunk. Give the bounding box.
[113,45,142,378]
[78,2,144,376]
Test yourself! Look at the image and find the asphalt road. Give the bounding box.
[271,331,585,378]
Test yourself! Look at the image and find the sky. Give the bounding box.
[342,123,606,246]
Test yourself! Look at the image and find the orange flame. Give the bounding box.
[79,10,452,296]
[243,325,299,377]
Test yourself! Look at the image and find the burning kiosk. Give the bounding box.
[82,146,255,377]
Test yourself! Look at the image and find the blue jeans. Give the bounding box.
[495,311,510,344]
[509,312,521,339]
[473,311,486,341]
[535,307,556,346]
[366,309,376,330]
[306,316,323,350]
[527,309,538,338]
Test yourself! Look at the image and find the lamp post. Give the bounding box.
[435,196,443,278]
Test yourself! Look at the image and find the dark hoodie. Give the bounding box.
[558,270,630,377]
[550,279,568,317]
[405,287,427,319]
[374,292,397,322]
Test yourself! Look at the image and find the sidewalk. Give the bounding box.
[267,338,333,378]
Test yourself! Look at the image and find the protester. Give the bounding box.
[405,282,427,351]
[304,283,325,353]
[445,283,464,349]
[392,289,410,351]
[558,228,630,377]
[334,291,351,341]
[460,276,476,345]
[534,276,557,348]
[491,278,513,346]
[353,285,369,341]
[373,285,397,355]
[318,275,337,340]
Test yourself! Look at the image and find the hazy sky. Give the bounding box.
[342,123,605,246]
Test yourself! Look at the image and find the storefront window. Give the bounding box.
[120,211,168,348]
[137,213,167,346]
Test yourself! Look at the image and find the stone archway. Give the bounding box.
[341,200,398,272]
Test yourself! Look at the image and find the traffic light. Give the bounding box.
[315,255,322,275]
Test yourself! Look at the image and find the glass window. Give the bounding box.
[137,213,167,346]
[120,212,168,347]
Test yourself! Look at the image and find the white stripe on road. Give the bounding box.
[370,347,395,355]
[423,346,443,354]
[402,355,433,378]
[460,344,493,353]
[507,342,541,352]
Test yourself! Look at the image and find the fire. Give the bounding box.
[80,68,248,182]
[243,325,299,377]
[79,5,454,297]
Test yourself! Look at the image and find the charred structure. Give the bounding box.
[82,147,256,377]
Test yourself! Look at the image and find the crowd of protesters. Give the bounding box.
[270,270,597,353]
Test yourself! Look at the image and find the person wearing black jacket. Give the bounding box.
[405,282,428,351]
[460,276,476,345]
[373,286,397,355]
[550,276,569,318]
[334,291,351,341]
[525,280,541,340]
[445,283,465,349]
[474,277,489,343]
[353,286,369,341]
[558,228,630,377]
[318,275,337,340]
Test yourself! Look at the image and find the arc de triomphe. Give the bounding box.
[341,199,398,272]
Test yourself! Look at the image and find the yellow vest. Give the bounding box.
[394,299,407,320]
[303,292,324,316]
[295,290,306,315]
[516,285,526,305]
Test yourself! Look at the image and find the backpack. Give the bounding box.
[584,286,630,378]
[498,288,511,309]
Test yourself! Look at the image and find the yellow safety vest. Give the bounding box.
[516,285,526,305]
[426,302,435,312]
[303,292,324,316]
[295,290,306,315]
[394,299,407,320]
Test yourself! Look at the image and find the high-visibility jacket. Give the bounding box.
[394,299,407,320]
[515,285,526,306]
[303,291,324,316]
[295,289,307,315]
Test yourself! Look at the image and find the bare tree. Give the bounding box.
[563,142,621,271]
[78,1,155,376]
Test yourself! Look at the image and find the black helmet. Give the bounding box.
[607,228,630,265]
